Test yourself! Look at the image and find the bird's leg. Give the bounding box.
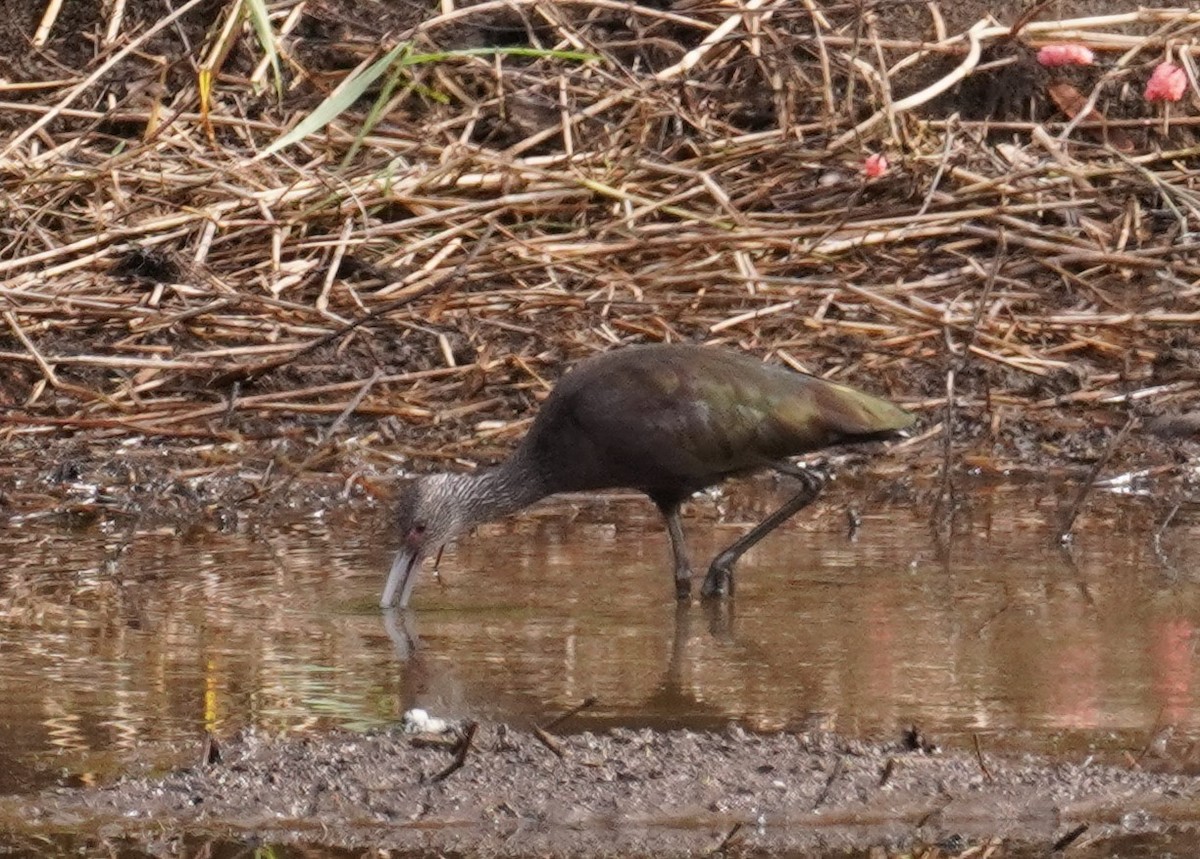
[659,502,694,599]
[701,465,827,598]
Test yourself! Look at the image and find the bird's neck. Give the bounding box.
[454,454,550,529]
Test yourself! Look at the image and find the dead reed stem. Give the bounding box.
[0,0,1196,489]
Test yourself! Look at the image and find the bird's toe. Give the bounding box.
[701,565,733,598]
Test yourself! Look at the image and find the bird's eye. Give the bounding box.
[404,521,427,549]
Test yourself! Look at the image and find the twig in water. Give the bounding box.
[972,734,993,782]
[1132,705,1171,768]
[199,731,221,767]
[1057,415,1137,543]
[543,696,598,731]
[1152,499,1183,563]
[530,695,598,759]
[1147,496,1185,578]
[932,244,1002,535]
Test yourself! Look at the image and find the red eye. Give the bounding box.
[405,523,426,547]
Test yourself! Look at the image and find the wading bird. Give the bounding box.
[382,344,913,608]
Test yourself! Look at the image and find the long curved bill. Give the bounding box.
[381,548,421,609]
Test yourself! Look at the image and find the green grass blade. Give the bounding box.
[261,41,411,157]
[263,45,598,158]
[243,0,283,99]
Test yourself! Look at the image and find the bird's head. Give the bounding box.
[381,474,471,609]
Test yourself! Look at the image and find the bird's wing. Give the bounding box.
[559,355,789,482]
[525,346,910,496]
[565,350,908,481]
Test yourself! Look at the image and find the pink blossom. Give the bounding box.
[1145,62,1187,103]
[1036,44,1095,68]
[863,153,889,179]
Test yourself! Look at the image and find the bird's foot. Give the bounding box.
[701,561,735,598]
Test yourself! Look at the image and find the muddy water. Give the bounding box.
[0,483,1197,796]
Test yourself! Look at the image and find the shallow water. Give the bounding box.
[1,481,1198,797]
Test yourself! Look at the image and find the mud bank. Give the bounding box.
[6,723,1200,857]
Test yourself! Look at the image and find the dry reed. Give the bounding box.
[0,0,1197,499]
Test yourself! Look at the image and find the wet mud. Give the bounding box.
[7,721,1200,858]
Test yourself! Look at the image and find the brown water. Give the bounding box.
[1,482,1198,797]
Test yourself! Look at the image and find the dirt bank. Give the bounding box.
[2,0,1199,521]
[6,722,1200,857]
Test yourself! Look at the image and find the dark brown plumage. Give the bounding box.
[382,344,913,608]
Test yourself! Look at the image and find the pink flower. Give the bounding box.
[863,153,888,179]
[1145,62,1187,103]
[1037,45,1095,68]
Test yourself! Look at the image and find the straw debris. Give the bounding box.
[0,0,1198,515]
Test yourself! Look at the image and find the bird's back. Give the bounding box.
[517,344,912,503]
